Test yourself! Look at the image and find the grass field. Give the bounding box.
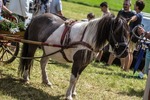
[62,1,150,20]
[62,0,150,13]
[0,56,146,100]
[0,1,148,100]
[62,1,103,20]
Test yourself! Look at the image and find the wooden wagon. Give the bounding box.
[0,28,24,64]
[0,14,59,64]
[0,14,23,64]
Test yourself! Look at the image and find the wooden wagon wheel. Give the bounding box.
[0,13,21,64]
[0,41,19,64]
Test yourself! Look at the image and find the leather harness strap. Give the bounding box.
[61,20,76,45]
[80,26,88,41]
[69,41,93,51]
[60,26,70,45]
[60,20,76,62]
[60,49,72,63]
[59,21,93,63]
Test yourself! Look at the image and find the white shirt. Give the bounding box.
[50,0,62,14]
[8,0,30,17]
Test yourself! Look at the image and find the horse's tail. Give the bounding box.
[18,27,37,77]
[18,27,29,77]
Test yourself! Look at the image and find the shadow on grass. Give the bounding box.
[91,61,114,71]
[118,88,144,97]
[95,70,139,79]
[34,59,71,69]
[48,60,71,68]
[90,62,143,79]
[0,73,64,100]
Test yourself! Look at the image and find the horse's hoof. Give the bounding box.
[42,82,52,87]
[25,81,30,84]
[72,92,77,97]
[23,74,29,81]
[20,79,30,84]
[65,96,73,100]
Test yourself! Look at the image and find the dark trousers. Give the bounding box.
[3,0,7,5]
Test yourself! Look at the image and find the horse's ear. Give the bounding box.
[116,15,126,21]
[115,15,121,22]
[115,15,126,25]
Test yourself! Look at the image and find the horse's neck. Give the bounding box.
[82,20,99,48]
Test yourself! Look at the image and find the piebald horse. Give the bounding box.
[18,13,129,100]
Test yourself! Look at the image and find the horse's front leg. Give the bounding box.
[66,65,88,100]
[40,56,52,86]
[66,50,93,100]
[72,75,79,96]
[71,65,87,97]
[66,74,78,100]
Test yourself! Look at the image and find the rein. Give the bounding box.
[109,21,129,58]
[4,41,93,60]
[58,21,93,62]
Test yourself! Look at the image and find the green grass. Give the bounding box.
[62,1,101,20]
[62,0,150,13]
[62,1,118,20]
[0,1,147,100]
[0,57,146,100]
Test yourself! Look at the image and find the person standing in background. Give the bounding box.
[107,0,135,71]
[2,0,6,6]
[128,0,145,76]
[95,1,111,63]
[8,0,30,21]
[0,0,12,22]
[34,0,50,14]
[137,26,150,100]
[50,0,63,16]
[99,1,111,17]
[87,12,95,21]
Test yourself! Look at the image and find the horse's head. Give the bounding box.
[95,15,129,58]
[108,16,130,58]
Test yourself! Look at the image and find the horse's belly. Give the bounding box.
[50,54,68,63]
[44,47,78,63]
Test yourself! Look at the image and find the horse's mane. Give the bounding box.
[94,15,115,49]
[91,14,129,51]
